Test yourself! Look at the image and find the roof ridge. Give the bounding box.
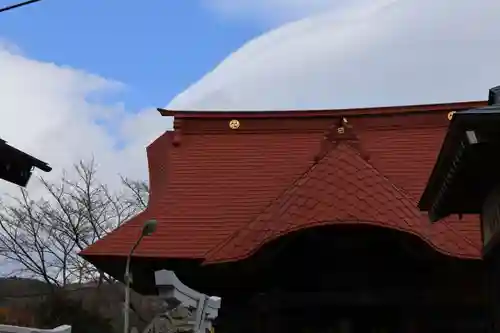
[376,167,480,253]
[337,142,479,253]
[202,126,370,260]
[201,143,364,263]
[329,146,481,257]
[158,101,487,119]
[373,164,479,253]
[201,143,371,262]
[203,150,322,260]
[203,143,478,264]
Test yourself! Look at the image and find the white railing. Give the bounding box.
[0,324,71,333]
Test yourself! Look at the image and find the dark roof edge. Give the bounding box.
[0,139,52,172]
[419,87,500,217]
[158,100,487,119]
[417,121,462,217]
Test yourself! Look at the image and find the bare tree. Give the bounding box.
[0,158,149,288]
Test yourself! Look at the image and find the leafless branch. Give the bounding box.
[0,159,149,288]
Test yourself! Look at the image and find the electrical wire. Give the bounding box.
[0,0,43,14]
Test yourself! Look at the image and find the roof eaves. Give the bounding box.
[0,138,52,187]
[157,101,487,119]
[0,140,52,172]
[419,87,500,222]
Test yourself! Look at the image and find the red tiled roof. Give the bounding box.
[80,101,487,263]
[81,128,325,258]
[205,143,478,263]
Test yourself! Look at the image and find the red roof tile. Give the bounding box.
[81,129,324,258]
[205,143,479,263]
[80,101,486,263]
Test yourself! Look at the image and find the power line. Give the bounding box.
[0,0,43,14]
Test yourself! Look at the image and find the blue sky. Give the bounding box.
[1,0,332,196]
[2,0,497,196]
[0,0,267,111]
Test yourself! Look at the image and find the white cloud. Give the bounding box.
[5,0,498,199]
[169,0,500,111]
[0,42,170,198]
[204,0,351,26]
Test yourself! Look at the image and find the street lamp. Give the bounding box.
[124,219,157,333]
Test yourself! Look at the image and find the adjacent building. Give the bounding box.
[0,138,51,187]
[419,86,500,332]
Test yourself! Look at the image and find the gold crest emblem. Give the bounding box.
[229,119,240,129]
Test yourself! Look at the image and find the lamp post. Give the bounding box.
[124,219,157,333]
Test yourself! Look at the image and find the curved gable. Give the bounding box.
[205,143,479,263]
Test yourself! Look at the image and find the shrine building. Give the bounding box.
[81,100,492,333]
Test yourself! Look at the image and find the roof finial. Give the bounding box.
[314,117,369,163]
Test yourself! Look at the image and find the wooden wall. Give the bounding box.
[210,225,490,333]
